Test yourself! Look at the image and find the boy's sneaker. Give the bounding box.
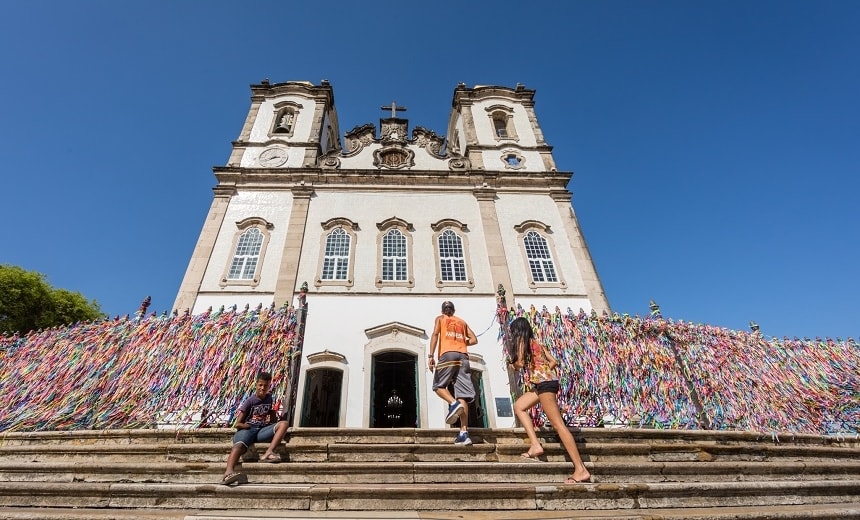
[454,431,472,446]
[445,401,464,424]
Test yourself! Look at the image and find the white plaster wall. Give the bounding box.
[411,147,449,170]
[480,149,547,172]
[248,96,314,143]
[455,115,466,154]
[239,145,307,169]
[470,99,538,147]
[297,190,495,294]
[495,193,587,296]
[192,293,275,315]
[295,294,505,428]
[320,110,332,152]
[509,296,595,317]
[198,190,293,293]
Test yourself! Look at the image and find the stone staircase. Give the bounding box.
[0,427,858,519]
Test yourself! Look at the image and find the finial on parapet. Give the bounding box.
[749,320,760,333]
[298,281,309,310]
[137,296,151,318]
[495,284,508,324]
[649,300,661,318]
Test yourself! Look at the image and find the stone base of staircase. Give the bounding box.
[0,427,856,519]
[0,503,859,520]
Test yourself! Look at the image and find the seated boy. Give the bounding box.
[221,371,289,485]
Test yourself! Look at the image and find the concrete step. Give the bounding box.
[0,427,857,516]
[0,480,857,511]
[3,427,856,449]
[0,502,859,520]
[3,439,857,464]
[1,460,858,485]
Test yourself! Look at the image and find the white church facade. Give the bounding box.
[174,80,609,430]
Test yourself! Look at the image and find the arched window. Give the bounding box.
[321,227,351,281]
[376,217,414,288]
[227,228,263,280]
[438,230,466,282]
[316,218,358,288]
[431,219,474,288]
[523,230,558,283]
[492,114,508,138]
[220,218,272,288]
[485,105,518,141]
[382,229,408,282]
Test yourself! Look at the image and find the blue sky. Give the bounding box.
[1,1,858,340]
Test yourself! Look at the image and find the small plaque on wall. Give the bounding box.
[495,397,513,418]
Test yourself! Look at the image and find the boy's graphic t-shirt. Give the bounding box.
[237,394,274,427]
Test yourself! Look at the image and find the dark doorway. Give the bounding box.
[467,369,488,428]
[300,368,342,427]
[370,351,418,428]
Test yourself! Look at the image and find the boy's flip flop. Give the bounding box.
[260,453,281,463]
[221,472,246,485]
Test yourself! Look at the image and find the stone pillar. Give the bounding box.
[274,185,315,306]
[173,186,234,313]
[474,186,513,305]
[552,190,610,314]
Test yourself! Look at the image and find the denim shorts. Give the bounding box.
[232,423,277,448]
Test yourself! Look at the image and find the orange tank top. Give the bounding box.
[438,315,468,355]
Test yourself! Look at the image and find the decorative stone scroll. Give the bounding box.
[343,123,376,156]
[411,126,445,158]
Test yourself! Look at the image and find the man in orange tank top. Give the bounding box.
[428,300,477,446]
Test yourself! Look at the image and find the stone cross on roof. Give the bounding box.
[380,101,407,119]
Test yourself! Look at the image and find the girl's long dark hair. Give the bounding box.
[507,317,534,366]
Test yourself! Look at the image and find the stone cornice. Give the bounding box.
[249,79,335,107]
[212,167,572,192]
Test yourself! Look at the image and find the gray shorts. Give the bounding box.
[432,351,475,403]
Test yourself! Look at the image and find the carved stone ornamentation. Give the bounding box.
[373,146,415,169]
[381,121,408,145]
[412,126,445,158]
[319,155,341,169]
[343,123,376,156]
[448,157,469,172]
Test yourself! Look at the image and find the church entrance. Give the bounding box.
[299,368,343,427]
[370,351,418,428]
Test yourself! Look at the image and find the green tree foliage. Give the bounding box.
[0,265,104,334]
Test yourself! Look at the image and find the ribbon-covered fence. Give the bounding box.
[499,300,858,436]
[0,302,304,433]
